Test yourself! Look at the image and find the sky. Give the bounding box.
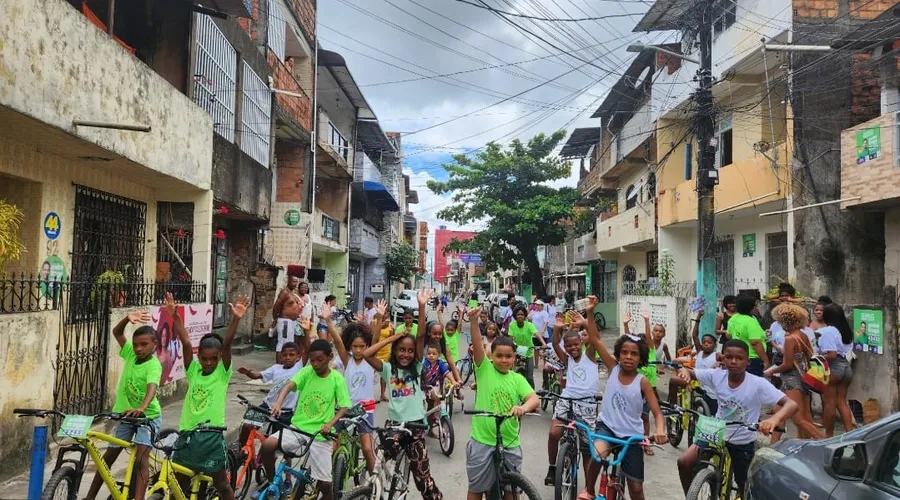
[317,0,663,271]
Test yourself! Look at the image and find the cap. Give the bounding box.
[535,300,545,306]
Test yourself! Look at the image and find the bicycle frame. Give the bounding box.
[565,421,645,467]
[235,425,268,489]
[335,427,365,481]
[67,431,139,500]
[147,455,216,500]
[697,444,734,500]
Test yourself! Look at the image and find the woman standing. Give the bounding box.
[818,303,855,437]
[809,296,832,332]
[764,304,824,441]
[715,295,737,351]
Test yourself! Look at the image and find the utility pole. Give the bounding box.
[695,1,719,338]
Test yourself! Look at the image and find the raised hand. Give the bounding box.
[467,306,481,320]
[127,311,151,324]
[623,312,633,324]
[568,310,587,328]
[355,311,366,323]
[298,315,312,333]
[163,292,178,317]
[554,315,566,329]
[229,295,251,320]
[417,288,433,306]
[585,295,599,310]
[375,299,388,318]
[238,366,251,375]
[641,311,650,320]
[319,304,333,321]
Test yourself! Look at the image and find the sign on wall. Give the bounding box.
[852,308,883,354]
[150,303,214,385]
[855,126,881,165]
[38,255,67,298]
[43,212,61,240]
[284,209,301,226]
[741,233,756,257]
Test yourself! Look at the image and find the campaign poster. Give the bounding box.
[150,303,214,385]
[852,308,883,354]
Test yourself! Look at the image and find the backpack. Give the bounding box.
[800,337,830,393]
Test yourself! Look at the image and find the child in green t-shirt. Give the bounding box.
[263,339,351,500]
[171,292,250,498]
[465,306,538,498]
[85,311,160,500]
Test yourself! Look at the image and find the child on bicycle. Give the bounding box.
[237,341,302,443]
[422,302,463,384]
[363,290,443,500]
[423,343,460,437]
[173,293,250,500]
[264,339,351,500]
[85,310,160,500]
[667,310,722,411]
[465,306,538,500]
[544,315,599,487]
[396,309,418,337]
[322,306,377,475]
[437,304,462,366]
[583,296,667,500]
[675,339,797,498]
[509,305,547,388]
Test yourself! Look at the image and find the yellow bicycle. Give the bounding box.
[146,424,231,500]
[14,408,153,500]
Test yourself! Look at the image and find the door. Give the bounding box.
[766,232,788,290]
[348,260,360,308]
[713,236,735,295]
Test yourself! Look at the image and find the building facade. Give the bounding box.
[434,227,477,289]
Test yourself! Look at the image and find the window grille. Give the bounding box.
[267,0,286,62]
[241,62,272,167]
[193,14,237,142]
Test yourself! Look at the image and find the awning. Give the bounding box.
[633,0,692,32]
[560,128,601,158]
[362,181,400,211]
[357,119,395,154]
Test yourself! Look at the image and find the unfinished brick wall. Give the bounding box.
[267,51,312,132]
[792,0,839,18]
[275,143,305,202]
[287,0,316,43]
[237,0,261,41]
[849,0,898,18]
[851,53,881,123]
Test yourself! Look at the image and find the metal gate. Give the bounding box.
[767,232,788,289]
[713,236,735,295]
[54,282,110,416]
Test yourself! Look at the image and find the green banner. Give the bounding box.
[855,126,881,164]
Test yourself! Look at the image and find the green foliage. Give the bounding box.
[0,200,25,276]
[90,269,126,308]
[386,241,418,285]
[427,131,579,294]
[631,251,676,297]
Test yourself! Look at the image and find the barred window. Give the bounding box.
[193,14,237,142]
[267,0,286,62]
[241,62,272,167]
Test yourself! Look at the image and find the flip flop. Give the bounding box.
[577,489,594,500]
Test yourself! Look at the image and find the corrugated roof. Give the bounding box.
[633,0,692,32]
[560,128,601,158]
[591,48,658,119]
[832,5,900,49]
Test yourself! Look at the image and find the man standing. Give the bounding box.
[363,296,377,324]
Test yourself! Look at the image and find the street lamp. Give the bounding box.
[626,43,700,65]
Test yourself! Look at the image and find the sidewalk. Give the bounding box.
[0,350,275,500]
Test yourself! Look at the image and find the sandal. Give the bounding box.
[643,442,655,456]
[577,489,593,500]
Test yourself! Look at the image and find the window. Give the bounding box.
[329,123,349,161]
[71,185,147,281]
[647,173,656,199]
[715,115,733,169]
[877,432,900,490]
[322,214,340,241]
[625,184,637,210]
[647,251,659,278]
[684,143,693,180]
[267,0,286,62]
[241,62,272,167]
[713,1,737,35]
[193,14,237,142]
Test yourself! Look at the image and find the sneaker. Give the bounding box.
[544,465,556,486]
[250,483,269,500]
[281,478,293,497]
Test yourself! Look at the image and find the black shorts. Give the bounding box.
[697,440,755,489]
[748,358,764,377]
[594,421,644,483]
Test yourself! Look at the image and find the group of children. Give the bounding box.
[92,283,802,500]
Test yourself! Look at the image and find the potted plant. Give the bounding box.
[91,270,127,308]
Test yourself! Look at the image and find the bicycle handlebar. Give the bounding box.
[536,390,602,403]
[237,394,273,416]
[658,402,786,433]
[649,360,684,370]
[555,416,646,467]
[14,409,151,427]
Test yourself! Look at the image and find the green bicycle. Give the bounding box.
[332,406,374,500]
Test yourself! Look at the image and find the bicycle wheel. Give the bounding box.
[333,451,351,500]
[439,415,455,456]
[235,449,256,500]
[388,452,411,499]
[594,311,606,330]
[554,440,578,500]
[41,466,78,500]
[500,471,542,500]
[339,485,374,500]
[667,411,684,447]
[685,468,720,500]
[459,359,474,386]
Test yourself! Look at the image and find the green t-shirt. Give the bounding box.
[639,345,657,388]
[291,366,352,440]
[396,323,418,338]
[468,300,479,309]
[379,361,425,422]
[470,359,534,448]
[509,321,539,358]
[113,342,162,419]
[727,313,766,359]
[179,360,233,430]
[444,331,461,362]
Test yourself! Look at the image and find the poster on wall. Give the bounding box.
[38,255,68,298]
[741,233,756,257]
[150,303,214,385]
[855,127,881,164]
[43,212,61,240]
[852,308,883,354]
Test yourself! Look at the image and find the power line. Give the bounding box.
[455,0,641,22]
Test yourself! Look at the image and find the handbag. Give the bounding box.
[799,335,830,393]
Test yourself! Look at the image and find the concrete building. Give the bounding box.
[434,227,477,287]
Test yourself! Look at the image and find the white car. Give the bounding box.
[390,290,420,321]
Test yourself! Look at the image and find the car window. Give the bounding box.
[877,432,900,489]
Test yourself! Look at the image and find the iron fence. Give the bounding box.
[622,280,696,298]
[0,275,61,314]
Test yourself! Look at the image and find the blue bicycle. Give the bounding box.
[555,417,655,500]
[254,416,336,500]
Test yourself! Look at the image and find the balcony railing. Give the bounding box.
[194,14,237,143]
[349,219,380,258]
[596,202,656,253]
[328,122,350,161]
[322,214,341,242]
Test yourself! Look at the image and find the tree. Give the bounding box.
[427,130,579,298]
[0,200,25,276]
[385,241,418,287]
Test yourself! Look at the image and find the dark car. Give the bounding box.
[747,412,900,499]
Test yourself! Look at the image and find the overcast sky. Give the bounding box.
[317,0,666,271]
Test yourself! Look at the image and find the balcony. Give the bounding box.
[313,209,348,252]
[573,232,601,265]
[354,152,401,211]
[0,0,214,190]
[658,143,788,227]
[577,164,618,198]
[601,103,655,181]
[349,219,380,259]
[596,202,657,254]
[316,110,353,178]
[841,113,900,209]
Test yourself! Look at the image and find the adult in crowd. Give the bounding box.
[818,302,856,437]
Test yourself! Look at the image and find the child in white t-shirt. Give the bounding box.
[237,342,303,444]
[675,339,797,498]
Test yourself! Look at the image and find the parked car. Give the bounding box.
[746,412,900,499]
[390,290,420,321]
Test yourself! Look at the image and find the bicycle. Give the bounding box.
[456,348,475,386]
[13,408,153,500]
[332,405,374,500]
[537,391,602,500]
[462,410,542,500]
[234,395,284,500]
[659,402,784,500]
[540,349,565,412]
[655,358,713,448]
[338,421,429,500]
[251,416,337,500]
[146,423,237,500]
[424,385,457,456]
[555,416,661,500]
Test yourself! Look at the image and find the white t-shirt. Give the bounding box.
[817,325,852,357]
[562,353,600,399]
[546,304,557,322]
[344,358,375,404]
[771,322,817,352]
[694,369,785,445]
[530,310,549,335]
[364,307,377,325]
[261,363,303,409]
[274,318,302,352]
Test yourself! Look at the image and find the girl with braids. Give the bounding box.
[363,292,443,500]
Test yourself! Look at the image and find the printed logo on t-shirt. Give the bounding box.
[717,396,747,423]
[490,389,516,414]
[300,392,328,418]
[350,372,367,389]
[610,390,628,412]
[271,378,289,397]
[125,376,141,401]
[571,366,587,382]
[390,372,417,398]
[189,385,211,414]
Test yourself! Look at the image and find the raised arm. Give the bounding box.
[373,299,388,345]
[165,293,193,371]
[113,311,151,348]
[551,316,568,366]
[691,310,704,352]
[222,295,250,370]
[363,332,403,372]
[642,311,655,349]
[622,312,632,335]
[583,296,617,371]
[322,306,349,368]
[417,289,433,359]
[468,306,486,366]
